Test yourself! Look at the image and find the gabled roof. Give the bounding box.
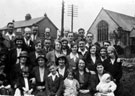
[0,15,58,30]
[88,8,135,32]
[104,9,135,31]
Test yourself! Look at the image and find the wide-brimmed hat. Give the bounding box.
[19,51,29,58]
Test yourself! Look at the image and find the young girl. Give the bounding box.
[64,69,80,96]
[95,73,117,96]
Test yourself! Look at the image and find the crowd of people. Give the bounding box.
[0,22,123,96]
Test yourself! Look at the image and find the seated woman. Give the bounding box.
[95,73,117,96]
[91,63,107,95]
[30,55,48,96]
[74,59,92,96]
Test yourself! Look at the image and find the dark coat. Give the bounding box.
[31,66,48,87]
[23,38,35,53]
[84,53,101,72]
[16,76,34,95]
[46,73,63,96]
[74,71,92,91]
[103,57,122,84]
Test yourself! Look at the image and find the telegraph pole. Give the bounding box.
[68,4,78,32]
[61,0,64,37]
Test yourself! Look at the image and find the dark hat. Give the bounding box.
[36,54,48,63]
[19,51,28,58]
[57,54,67,62]
[61,37,68,42]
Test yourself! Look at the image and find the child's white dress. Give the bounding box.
[64,78,80,96]
[96,73,117,96]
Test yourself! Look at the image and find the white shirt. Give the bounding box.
[91,55,96,64]
[35,52,39,58]
[70,53,79,62]
[78,48,88,56]
[17,48,22,57]
[24,77,29,90]
[58,67,65,76]
[110,59,115,65]
[5,32,15,40]
[24,38,30,46]
[48,72,59,81]
[39,67,45,82]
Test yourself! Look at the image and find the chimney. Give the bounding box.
[25,13,32,20]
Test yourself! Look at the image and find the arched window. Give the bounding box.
[97,20,108,42]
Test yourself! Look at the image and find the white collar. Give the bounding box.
[78,48,87,55]
[85,43,89,48]
[5,32,15,37]
[48,72,59,77]
[70,52,79,59]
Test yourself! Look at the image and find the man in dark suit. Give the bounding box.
[61,37,71,56]
[3,22,16,50]
[46,64,63,96]
[23,27,35,53]
[42,38,53,56]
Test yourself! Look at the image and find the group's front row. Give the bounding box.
[0,54,117,96]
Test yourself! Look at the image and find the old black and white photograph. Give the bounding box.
[0,0,135,96]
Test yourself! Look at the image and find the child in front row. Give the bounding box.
[46,63,63,96]
[95,73,117,96]
[63,68,80,96]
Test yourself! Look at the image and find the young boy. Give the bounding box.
[46,63,63,96]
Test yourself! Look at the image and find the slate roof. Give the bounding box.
[0,15,58,30]
[104,9,135,31]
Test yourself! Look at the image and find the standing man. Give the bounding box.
[85,32,94,49]
[3,22,16,50]
[67,32,74,48]
[23,27,34,53]
[31,24,39,42]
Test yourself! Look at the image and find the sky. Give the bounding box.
[0,0,135,32]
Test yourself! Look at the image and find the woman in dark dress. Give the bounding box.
[74,58,92,96]
[84,45,100,74]
[103,46,122,96]
[30,55,48,96]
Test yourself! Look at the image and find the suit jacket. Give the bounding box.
[31,66,48,87]
[3,33,16,49]
[103,58,122,84]
[23,38,35,53]
[57,66,68,79]
[16,76,34,95]
[42,46,53,56]
[11,64,28,87]
[46,73,63,96]
[84,53,101,72]
[29,52,38,71]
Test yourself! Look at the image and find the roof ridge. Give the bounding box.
[104,9,134,19]
[15,16,44,22]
